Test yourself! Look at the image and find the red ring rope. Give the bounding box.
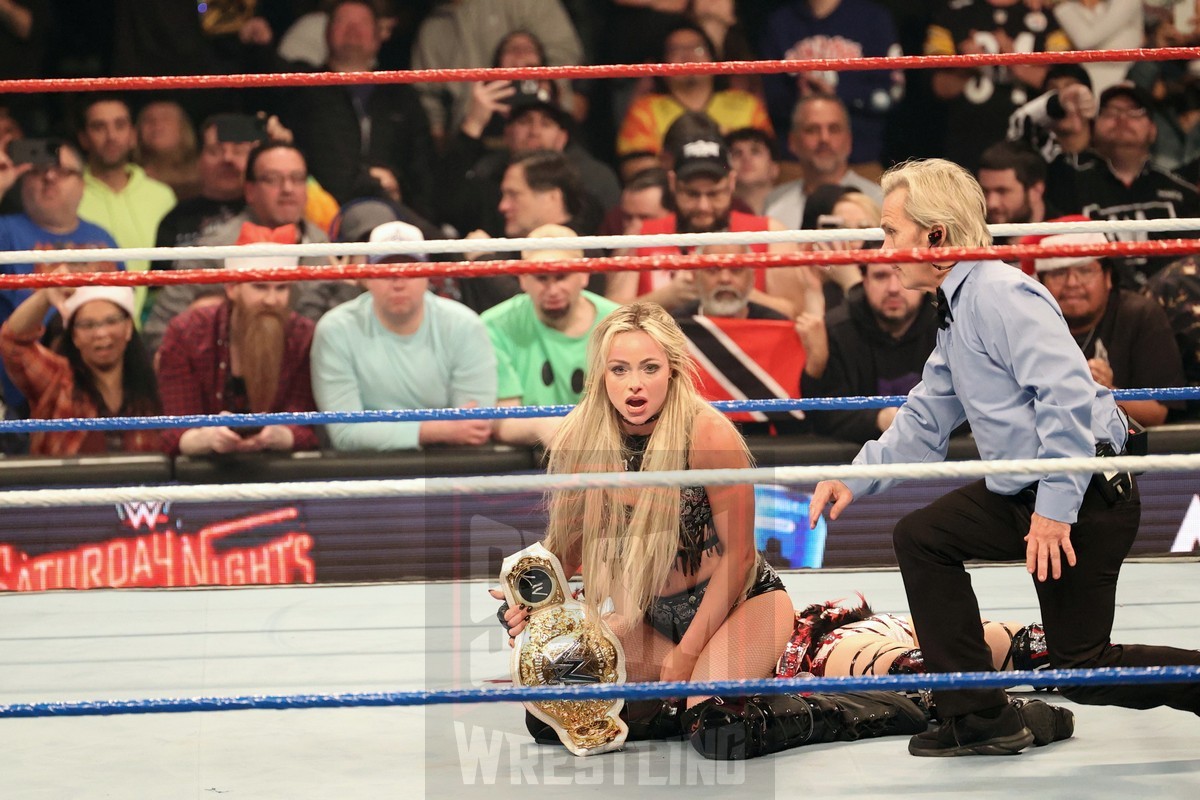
[5,239,1196,290]
[2,47,1197,94]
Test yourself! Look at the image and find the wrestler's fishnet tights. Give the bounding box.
[619,591,795,709]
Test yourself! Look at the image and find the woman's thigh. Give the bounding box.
[689,590,795,683]
[618,620,677,682]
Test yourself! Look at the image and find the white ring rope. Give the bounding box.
[2,218,1198,265]
[1,452,1196,509]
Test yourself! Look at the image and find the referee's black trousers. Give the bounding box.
[893,478,1200,718]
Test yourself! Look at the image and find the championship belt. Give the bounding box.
[500,543,628,756]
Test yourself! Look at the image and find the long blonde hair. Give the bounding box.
[544,303,714,626]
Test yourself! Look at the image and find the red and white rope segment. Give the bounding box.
[0,218,1198,267]
[1,47,1198,94]
[3,237,1198,290]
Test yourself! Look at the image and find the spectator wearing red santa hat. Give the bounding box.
[0,282,161,455]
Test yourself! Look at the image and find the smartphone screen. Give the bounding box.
[214,114,265,144]
[230,426,264,438]
[8,138,60,168]
[816,215,845,230]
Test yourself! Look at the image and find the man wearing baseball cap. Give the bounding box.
[1045,82,1200,285]
[1033,230,1184,426]
[311,220,497,451]
[613,134,804,318]
[438,77,619,241]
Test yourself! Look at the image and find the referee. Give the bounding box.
[809,158,1200,757]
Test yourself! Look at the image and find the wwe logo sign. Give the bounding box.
[117,501,172,531]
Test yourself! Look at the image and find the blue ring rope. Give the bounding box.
[2,387,1197,434]
[3,666,1199,719]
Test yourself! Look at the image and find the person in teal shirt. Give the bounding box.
[311,221,497,451]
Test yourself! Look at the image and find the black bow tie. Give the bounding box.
[934,287,953,330]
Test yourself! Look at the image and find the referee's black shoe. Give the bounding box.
[908,702,1034,757]
[1010,697,1074,746]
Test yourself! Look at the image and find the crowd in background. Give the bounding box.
[1,0,1199,459]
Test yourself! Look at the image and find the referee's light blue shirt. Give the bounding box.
[842,260,1129,524]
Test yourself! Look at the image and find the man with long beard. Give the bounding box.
[156,224,319,455]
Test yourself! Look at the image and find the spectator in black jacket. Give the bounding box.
[1033,233,1185,427]
[801,261,938,444]
[455,150,601,313]
[1041,83,1200,286]
[283,0,435,217]
[154,114,256,260]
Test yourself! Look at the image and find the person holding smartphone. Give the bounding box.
[155,222,320,456]
[153,112,270,267]
[0,135,123,423]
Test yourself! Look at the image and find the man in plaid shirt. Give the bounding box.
[156,223,319,455]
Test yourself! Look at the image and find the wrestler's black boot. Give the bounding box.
[682,692,929,760]
[525,710,559,745]
[525,701,685,746]
[1007,624,1051,673]
[623,699,685,741]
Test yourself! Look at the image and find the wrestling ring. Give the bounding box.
[0,44,1199,799]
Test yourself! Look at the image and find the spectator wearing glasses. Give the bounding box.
[0,137,122,418]
[1043,84,1200,286]
[1031,231,1185,428]
[143,142,360,353]
[1,284,161,456]
[153,112,314,267]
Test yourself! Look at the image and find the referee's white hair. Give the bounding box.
[881,158,992,248]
